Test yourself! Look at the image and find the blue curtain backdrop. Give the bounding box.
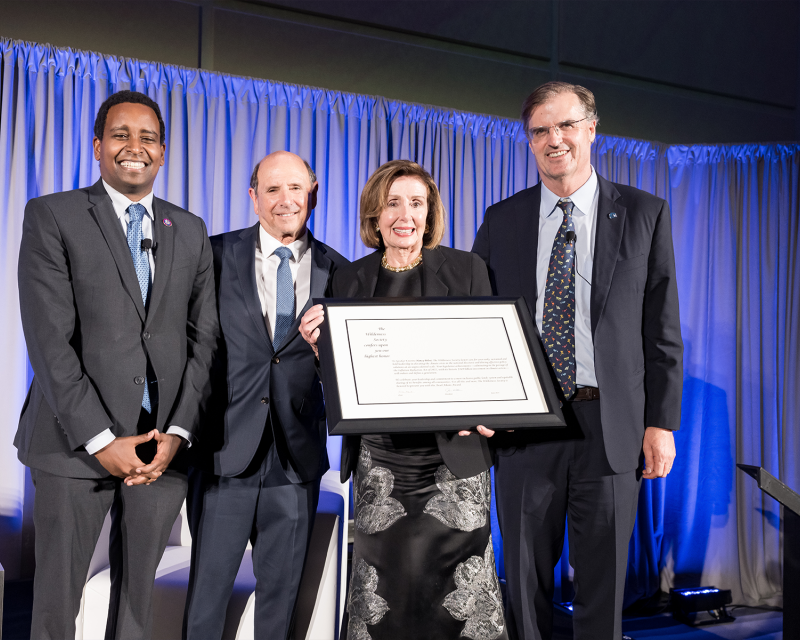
[1,39,798,609]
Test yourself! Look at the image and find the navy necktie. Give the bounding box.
[126,203,152,412]
[272,246,295,348]
[542,198,576,399]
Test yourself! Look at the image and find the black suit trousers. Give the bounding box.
[494,400,641,640]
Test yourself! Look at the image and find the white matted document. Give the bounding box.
[315,297,565,435]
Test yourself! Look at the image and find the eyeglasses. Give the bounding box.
[527,116,591,140]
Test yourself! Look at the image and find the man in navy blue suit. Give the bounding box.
[183,151,348,639]
[474,82,683,639]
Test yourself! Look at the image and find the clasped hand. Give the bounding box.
[94,430,184,486]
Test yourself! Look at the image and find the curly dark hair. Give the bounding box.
[93,90,165,144]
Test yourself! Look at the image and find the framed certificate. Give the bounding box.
[314,297,565,435]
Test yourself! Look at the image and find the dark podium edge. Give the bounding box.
[737,463,799,636]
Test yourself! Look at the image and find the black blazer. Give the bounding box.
[15,180,218,478]
[473,175,683,473]
[199,224,349,482]
[336,245,495,482]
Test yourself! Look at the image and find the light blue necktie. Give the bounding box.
[127,203,152,413]
[272,246,295,348]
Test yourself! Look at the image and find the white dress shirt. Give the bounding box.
[84,180,192,455]
[256,225,311,341]
[536,167,599,388]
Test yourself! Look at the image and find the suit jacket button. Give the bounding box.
[272,356,280,364]
[261,397,269,404]
[134,376,145,385]
[143,332,151,340]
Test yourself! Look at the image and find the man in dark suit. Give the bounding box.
[473,82,683,639]
[15,90,218,639]
[183,151,348,639]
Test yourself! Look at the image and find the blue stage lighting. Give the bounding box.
[669,586,735,626]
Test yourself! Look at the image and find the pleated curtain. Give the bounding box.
[1,39,798,609]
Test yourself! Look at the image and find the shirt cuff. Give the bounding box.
[85,429,115,455]
[166,425,194,448]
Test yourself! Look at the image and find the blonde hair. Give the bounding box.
[359,160,446,250]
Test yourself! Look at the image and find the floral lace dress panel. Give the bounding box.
[423,465,491,532]
[354,444,406,535]
[347,558,390,640]
[345,436,507,639]
[443,540,506,640]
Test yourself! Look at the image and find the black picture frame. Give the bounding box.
[314,296,566,435]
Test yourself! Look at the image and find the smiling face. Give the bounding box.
[377,176,428,261]
[527,91,596,197]
[93,102,165,200]
[249,151,317,245]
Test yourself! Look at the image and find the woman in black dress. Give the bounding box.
[301,160,507,640]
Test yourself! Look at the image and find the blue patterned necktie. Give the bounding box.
[542,198,576,399]
[272,246,295,348]
[126,203,152,413]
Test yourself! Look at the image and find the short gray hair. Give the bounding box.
[521,81,599,139]
[249,157,317,191]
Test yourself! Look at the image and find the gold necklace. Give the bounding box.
[381,252,422,272]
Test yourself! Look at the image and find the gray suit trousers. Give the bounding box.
[30,466,186,640]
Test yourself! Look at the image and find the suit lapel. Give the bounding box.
[86,180,146,321]
[354,251,382,298]
[590,176,626,334]
[146,198,175,327]
[306,232,332,308]
[516,185,541,319]
[235,223,273,352]
[421,248,449,296]
[276,232,331,352]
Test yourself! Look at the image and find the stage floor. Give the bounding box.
[552,604,782,640]
[1,579,783,640]
[622,607,782,640]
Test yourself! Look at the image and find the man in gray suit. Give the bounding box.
[474,82,682,639]
[15,90,218,639]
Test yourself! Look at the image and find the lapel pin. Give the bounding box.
[162,218,173,227]
[608,212,617,219]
